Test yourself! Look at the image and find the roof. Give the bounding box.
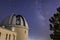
[0,14,28,30]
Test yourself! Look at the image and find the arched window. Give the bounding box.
[13,34,15,40]
[0,32,1,37]
[6,34,8,40]
[9,34,11,40]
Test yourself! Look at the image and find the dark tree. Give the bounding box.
[49,7,60,40]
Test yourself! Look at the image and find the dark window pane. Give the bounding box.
[0,32,1,37]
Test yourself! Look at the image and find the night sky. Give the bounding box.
[0,0,60,40]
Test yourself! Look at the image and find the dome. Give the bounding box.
[0,14,28,27]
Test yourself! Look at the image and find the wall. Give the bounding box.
[0,27,16,40]
[15,25,28,40]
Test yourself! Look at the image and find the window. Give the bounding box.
[0,32,1,37]
[6,34,8,40]
[9,34,11,40]
[13,34,15,40]
[25,30,26,34]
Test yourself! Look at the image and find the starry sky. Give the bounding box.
[0,0,60,40]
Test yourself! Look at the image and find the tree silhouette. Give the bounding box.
[49,7,60,40]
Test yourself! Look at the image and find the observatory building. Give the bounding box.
[0,14,29,40]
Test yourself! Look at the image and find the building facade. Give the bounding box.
[0,27,16,40]
[0,14,29,40]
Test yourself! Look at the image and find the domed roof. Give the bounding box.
[0,14,28,27]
